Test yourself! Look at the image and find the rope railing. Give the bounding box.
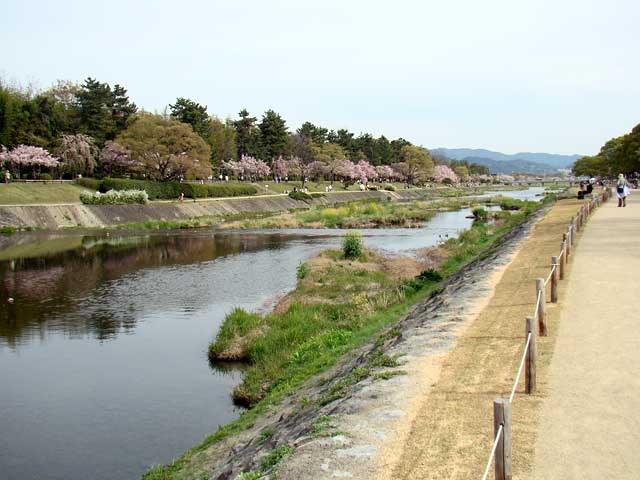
[509,332,532,403]
[481,424,504,480]
[480,188,610,480]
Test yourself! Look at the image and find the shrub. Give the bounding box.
[75,177,102,191]
[382,184,396,191]
[80,189,149,205]
[39,173,52,181]
[472,207,489,221]
[289,191,312,201]
[100,178,257,200]
[442,178,454,185]
[0,226,17,235]
[499,197,524,211]
[296,262,310,279]
[342,231,363,259]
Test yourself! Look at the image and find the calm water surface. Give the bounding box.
[0,188,544,480]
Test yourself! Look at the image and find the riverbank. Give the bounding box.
[143,196,552,480]
[0,190,409,230]
[0,184,545,231]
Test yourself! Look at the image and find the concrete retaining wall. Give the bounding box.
[0,190,424,230]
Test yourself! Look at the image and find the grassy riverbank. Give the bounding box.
[143,195,550,480]
[0,182,90,204]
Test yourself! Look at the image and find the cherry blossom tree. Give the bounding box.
[286,156,314,187]
[375,165,394,182]
[221,160,243,177]
[308,160,329,181]
[99,141,141,177]
[433,164,459,183]
[356,160,377,183]
[335,159,359,187]
[272,156,288,179]
[0,144,60,178]
[57,134,100,177]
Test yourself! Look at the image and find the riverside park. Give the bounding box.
[2,1,639,479]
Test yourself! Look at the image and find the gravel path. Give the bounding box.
[531,192,640,479]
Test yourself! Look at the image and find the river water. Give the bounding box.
[0,187,544,480]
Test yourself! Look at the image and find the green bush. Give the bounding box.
[39,173,52,181]
[80,189,149,205]
[296,262,310,279]
[0,226,17,235]
[100,178,257,200]
[382,184,396,191]
[289,191,312,201]
[472,207,489,221]
[75,178,102,191]
[342,231,363,259]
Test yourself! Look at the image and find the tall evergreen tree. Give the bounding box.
[233,109,260,158]
[259,110,288,162]
[169,97,209,140]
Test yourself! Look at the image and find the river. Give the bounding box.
[0,187,545,480]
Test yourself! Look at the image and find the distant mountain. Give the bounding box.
[462,156,561,175]
[431,148,582,169]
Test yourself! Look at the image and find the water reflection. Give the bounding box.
[0,188,544,480]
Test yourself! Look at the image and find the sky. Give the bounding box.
[1,0,639,155]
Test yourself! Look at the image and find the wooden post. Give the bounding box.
[559,237,566,280]
[551,256,559,303]
[536,278,547,336]
[493,399,512,480]
[525,316,536,394]
[566,228,572,256]
[570,224,575,247]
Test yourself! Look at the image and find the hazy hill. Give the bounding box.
[431,148,582,169]
[461,156,560,174]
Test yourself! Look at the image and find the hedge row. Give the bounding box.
[76,178,257,200]
[80,189,149,205]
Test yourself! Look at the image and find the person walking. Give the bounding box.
[616,173,629,207]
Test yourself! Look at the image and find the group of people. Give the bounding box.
[581,174,633,208]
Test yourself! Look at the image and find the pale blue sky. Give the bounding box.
[2,0,639,155]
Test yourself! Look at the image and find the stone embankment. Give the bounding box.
[0,190,426,230]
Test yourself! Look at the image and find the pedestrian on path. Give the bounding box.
[616,173,629,207]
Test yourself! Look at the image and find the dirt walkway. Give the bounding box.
[384,197,589,479]
[531,193,640,479]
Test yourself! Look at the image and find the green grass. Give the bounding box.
[256,180,412,195]
[0,183,90,205]
[142,195,553,480]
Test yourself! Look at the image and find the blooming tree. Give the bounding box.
[335,159,359,187]
[286,156,314,187]
[272,156,289,179]
[238,154,271,180]
[433,165,459,183]
[356,160,377,183]
[99,141,140,176]
[375,165,395,182]
[57,134,99,176]
[0,144,60,178]
[308,160,329,179]
[221,160,243,177]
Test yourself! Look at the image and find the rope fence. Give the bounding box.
[481,187,611,479]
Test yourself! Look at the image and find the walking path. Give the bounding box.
[382,197,587,479]
[531,193,640,479]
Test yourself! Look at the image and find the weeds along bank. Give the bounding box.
[144,195,554,480]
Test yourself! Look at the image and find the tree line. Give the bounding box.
[0,76,488,183]
[572,123,640,177]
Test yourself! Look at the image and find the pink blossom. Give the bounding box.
[1,145,59,168]
[375,165,394,181]
[335,160,358,180]
[356,160,377,183]
[433,165,459,183]
[100,141,140,175]
[272,156,288,177]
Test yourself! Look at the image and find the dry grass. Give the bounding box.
[389,198,589,480]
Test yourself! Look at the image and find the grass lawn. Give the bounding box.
[0,183,90,205]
